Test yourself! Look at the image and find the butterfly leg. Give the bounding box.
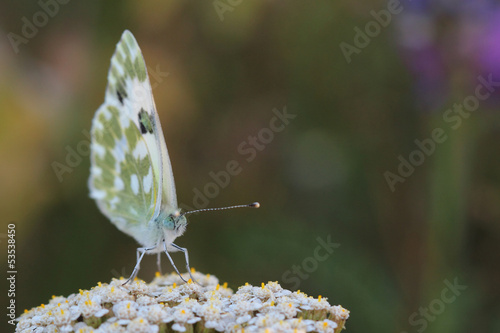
[163,242,188,283]
[123,245,157,285]
[171,243,199,285]
[157,252,162,275]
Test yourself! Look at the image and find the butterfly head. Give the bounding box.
[156,209,187,238]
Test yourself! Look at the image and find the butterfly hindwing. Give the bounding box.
[89,105,157,226]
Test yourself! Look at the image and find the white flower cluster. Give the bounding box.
[16,271,349,333]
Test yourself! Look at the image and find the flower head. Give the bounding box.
[16,271,349,333]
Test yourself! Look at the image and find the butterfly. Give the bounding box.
[88,30,259,284]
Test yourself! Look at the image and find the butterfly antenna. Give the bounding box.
[180,202,260,217]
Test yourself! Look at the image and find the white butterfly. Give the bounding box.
[88,30,258,284]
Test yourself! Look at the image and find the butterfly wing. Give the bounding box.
[89,30,178,246]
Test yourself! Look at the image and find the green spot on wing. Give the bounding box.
[119,41,132,59]
[106,106,122,138]
[134,56,147,82]
[124,57,135,79]
[115,50,124,63]
[95,153,115,188]
[95,116,115,149]
[125,122,139,148]
[110,66,120,81]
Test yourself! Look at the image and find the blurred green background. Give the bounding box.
[1,0,500,332]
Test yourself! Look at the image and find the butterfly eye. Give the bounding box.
[163,218,175,230]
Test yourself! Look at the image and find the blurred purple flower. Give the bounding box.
[395,0,500,110]
[395,0,447,111]
[474,11,500,78]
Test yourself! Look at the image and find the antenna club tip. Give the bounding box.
[250,202,260,208]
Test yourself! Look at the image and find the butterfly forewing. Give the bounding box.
[89,30,178,246]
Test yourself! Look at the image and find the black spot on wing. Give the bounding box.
[115,78,128,104]
[139,119,147,134]
[138,108,154,134]
[117,90,124,105]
